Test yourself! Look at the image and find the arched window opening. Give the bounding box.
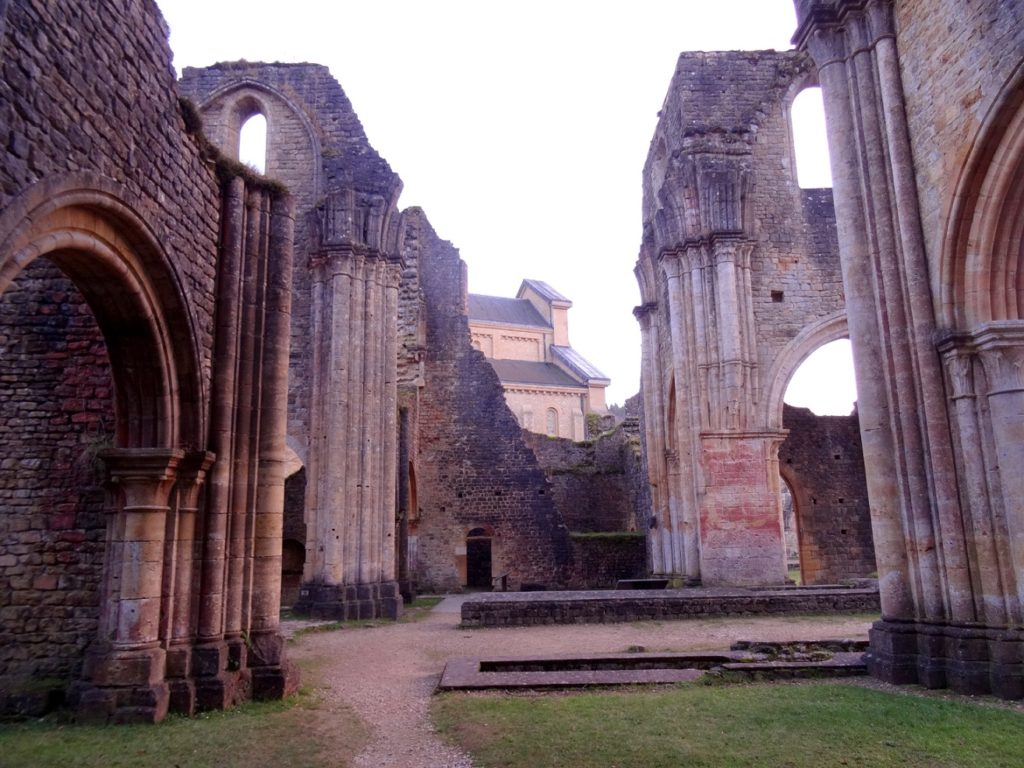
[546,407,559,437]
[791,88,832,189]
[784,339,856,415]
[239,113,267,174]
[780,477,800,584]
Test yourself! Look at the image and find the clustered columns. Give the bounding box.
[297,189,403,620]
[74,177,299,722]
[795,0,1023,698]
[662,235,787,586]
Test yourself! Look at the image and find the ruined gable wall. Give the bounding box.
[892,0,1024,286]
[779,404,875,585]
[408,209,572,592]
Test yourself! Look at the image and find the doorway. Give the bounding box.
[465,528,493,589]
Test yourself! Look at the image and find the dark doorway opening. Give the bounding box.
[466,528,492,589]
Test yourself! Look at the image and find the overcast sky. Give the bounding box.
[157,0,855,413]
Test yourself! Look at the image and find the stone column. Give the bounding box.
[77,448,183,723]
[795,0,980,692]
[165,450,215,715]
[249,192,299,700]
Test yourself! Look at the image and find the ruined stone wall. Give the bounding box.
[568,534,647,589]
[1,1,298,720]
[179,62,401,465]
[408,210,572,592]
[0,262,113,688]
[779,404,875,585]
[1,0,222,385]
[523,428,639,533]
[637,49,845,585]
[892,0,1024,279]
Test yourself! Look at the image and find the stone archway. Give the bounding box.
[0,177,206,721]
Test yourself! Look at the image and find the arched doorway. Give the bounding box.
[465,527,493,590]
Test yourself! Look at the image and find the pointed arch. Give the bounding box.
[0,174,203,449]
[941,62,1024,328]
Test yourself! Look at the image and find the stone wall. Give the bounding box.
[636,49,846,586]
[568,535,647,589]
[1,0,297,720]
[408,209,573,592]
[0,261,113,690]
[523,427,640,533]
[1,0,222,385]
[779,404,875,585]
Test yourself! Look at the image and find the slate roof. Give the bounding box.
[519,279,571,304]
[552,345,610,384]
[467,294,550,328]
[488,359,587,389]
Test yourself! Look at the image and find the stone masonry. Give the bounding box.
[779,404,875,585]
[792,0,1024,699]
[636,49,847,587]
[1,0,297,721]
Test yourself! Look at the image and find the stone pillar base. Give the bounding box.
[868,619,1024,699]
[294,580,403,620]
[74,645,169,723]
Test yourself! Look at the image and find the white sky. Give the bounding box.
[158,0,854,414]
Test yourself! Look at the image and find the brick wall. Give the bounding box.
[408,210,573,592]
[0,260,114,687]
[779,404,875,584]
[523,428,640,533]
[1,0,222,387]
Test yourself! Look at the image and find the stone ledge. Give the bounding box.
[460,586,880,627]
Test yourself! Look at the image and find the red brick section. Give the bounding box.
[0,260,113,694]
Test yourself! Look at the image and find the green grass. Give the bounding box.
[432,682,1024,768]
[0,674,365,768]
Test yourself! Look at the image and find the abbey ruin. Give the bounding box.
[1,0,1022,723]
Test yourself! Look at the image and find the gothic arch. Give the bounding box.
[0,174,202,449]
[941,61,1024,328]
[199,79,324,197]
[761,311,849,430]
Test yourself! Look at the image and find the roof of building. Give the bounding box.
[518,279,571,305]
[552,345,611,385]
[489,359,587,389]
[467,294,550,328]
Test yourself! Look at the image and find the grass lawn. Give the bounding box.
[433,682,1024,768]
[0,661,366,768]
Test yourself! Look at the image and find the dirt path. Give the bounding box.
[288,599,875,768]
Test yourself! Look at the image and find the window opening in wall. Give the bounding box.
[791,87,832,189]
[780,478,800,585]
[239,113,267,174]
[785,339,856,415]
[546,407,558,437]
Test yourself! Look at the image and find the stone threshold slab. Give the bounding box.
[438,650,867,690]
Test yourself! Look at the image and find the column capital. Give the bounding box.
[100,448,184,510]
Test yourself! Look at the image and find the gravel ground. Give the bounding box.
[287,597,875,768]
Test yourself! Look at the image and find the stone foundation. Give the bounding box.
[294,581,403,621]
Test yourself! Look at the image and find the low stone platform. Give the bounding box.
[460,585,880,627]
[438,642,868,690]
